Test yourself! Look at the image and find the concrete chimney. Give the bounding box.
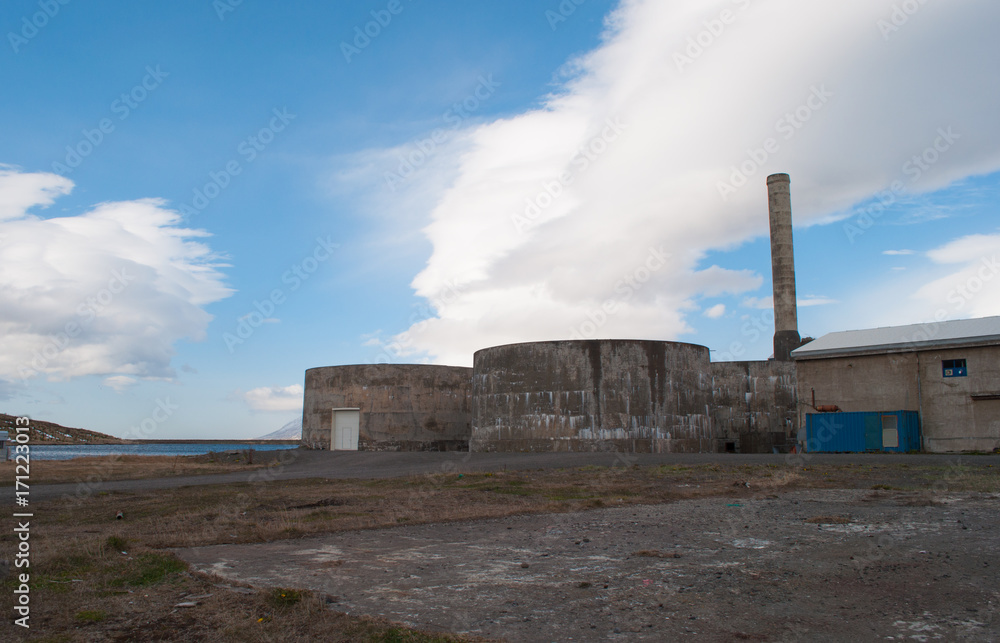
[766,173,800,361]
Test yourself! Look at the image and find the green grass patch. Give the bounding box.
[268,587,306,609]
[105,535,128,552]
[370,629,463,643]
[107,552,186,587]
[75,609,106,623]
[44,551,96,579]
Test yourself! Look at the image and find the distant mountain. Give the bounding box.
[258,417,301,440]
[0,413,126,444]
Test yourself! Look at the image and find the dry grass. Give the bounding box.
[0,453,273,485]
[2,461,998,641]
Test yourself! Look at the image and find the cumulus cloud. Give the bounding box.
[883,249,916,256]
[337,0,1000,365]
[0,167,233,384]
[243,384,303,412]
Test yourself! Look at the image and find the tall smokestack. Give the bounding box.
[767,173,800,361]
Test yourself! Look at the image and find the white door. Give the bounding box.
[331,409,360,451]
[881,415,899,449]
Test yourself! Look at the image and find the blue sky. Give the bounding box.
[2,0,998,439]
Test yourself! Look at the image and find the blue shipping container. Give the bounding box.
[804,410,921,453]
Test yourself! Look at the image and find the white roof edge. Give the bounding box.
[791,316,1000,360]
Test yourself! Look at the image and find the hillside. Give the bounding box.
[257,417,301,440]
[0,414,126,444]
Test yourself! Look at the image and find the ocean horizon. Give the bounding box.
[24,442,300,461]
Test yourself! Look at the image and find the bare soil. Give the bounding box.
[178,488,1000,641]
[1,459,998,641]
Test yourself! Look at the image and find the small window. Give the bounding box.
[942,359,967,377]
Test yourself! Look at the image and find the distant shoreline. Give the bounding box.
[30,440,301,446]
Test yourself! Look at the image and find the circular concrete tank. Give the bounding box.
[302,364,472,451]
[471,340,713,453]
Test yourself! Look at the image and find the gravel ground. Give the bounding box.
[16,450,1000,503]
[178,488,1000,642]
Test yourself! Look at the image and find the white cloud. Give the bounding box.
[883,249,916,256]
[103,375,137,392]
[0,168,233,384]
[335,0,1000,365]
[926,233,1000,265]
[243,384,303,412]
[239,314,279,324]
[0,165,72,221]
[743,295,837,310]
[703,303,726,319]
[800,297,839,307]
[914,233,1000,317]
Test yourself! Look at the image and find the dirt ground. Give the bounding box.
[3,457,999,641]
[178,487,1000,642]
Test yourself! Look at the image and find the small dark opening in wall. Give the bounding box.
[725,441,736,453]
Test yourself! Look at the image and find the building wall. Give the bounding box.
[917,345,1000,452]
[301,364,472,451]
[471,340,714,453]
[795,344,1000,452]
[795,352,920,422]
[710,360,798,452]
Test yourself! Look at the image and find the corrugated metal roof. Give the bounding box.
[791,316,1000,360]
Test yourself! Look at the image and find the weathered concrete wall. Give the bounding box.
[917,346,1000,452]
[795,345,1000,452]
[471,340,714,453]
[710,360,797,453]
[301,364,472,451]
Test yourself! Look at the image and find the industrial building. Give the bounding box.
[793,317,1000,453]
[301,173,1000,454]
[300,364,471,451]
